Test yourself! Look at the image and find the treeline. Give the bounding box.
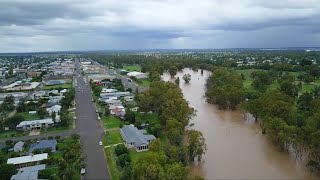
[129,81,207,180]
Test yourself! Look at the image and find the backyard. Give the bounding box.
[123,65,141,72]
[103,116,122,129]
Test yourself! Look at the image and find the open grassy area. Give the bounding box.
[104,130,123,145]
[123,65,141,72]
[43,83,72,90]
[129,149,150,163]
[103,116,121,129]
[137,79,151,87]
[16,112,41,120]
[0,131,24,138]
[104,146,121,180]
[136,112,159,124]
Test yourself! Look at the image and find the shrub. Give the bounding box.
[5,140,13,146]
[114,144,128,157]
[55,135,61,140]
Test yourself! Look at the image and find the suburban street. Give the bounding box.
[75,61,110,179]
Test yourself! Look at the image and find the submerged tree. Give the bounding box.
[183,74,191,83]
[187,130,207,161]
[175,77,180,85]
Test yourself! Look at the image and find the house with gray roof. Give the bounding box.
[10,164,46,180]
[120,125,156,152]
[29,140,57,154]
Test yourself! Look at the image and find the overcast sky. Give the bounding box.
[0,0,320,52]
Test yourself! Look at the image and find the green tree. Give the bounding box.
[206,68,245,110]
[132,152,167,180]
[0,164,17,180]
[37,108,48,119]
[115,144,128,156]
[149,71,161,82]
[1,95,15,111]
[51,111,56,121]
[4,114,25,129]
[183,74,191,83]
[298,92,313,111]
[117,153,131,168]
[187,130,207,161]
[278,74,300,97]
[169,66,178,77]
[175,77,180,85]
[16,99,26,112]
[160,163,188,180]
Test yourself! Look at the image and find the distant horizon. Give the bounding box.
[1,46,320,55]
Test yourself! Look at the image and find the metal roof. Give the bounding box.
[7,153,48,165]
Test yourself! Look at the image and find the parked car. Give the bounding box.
[81,168,86,175]
[99,141,103,146]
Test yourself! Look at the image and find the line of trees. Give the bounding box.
[134,81,207,179]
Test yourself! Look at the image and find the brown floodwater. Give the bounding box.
[163,69,317,179]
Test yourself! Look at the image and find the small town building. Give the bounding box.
[120,125,156,152]
[45,80,65,86]
[10,164,46,180]
[16,118,54,131]
[7,153,48,168]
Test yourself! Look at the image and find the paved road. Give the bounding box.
[75,61,110,179]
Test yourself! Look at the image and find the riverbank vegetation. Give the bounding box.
[86,51,320,176]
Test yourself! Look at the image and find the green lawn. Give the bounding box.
[16,112,41,120]
[123,65,141,72]
[0,131,24,138]
[43,83,72,90]
[104,146,121,180]
[103,116,122,129]
[135,112,159,124]
[104,130,123,145]
[137,79,151,87]
[129,149,150,163]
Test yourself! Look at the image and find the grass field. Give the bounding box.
[129,149,150,163]
[104,146,121,180]
[123,65,141,72]
[104,130,123,145]
[16,112,41,120]
[0,131,24,138]
[43,83,72,90]
[137,79,151,87]
[136,112,159,124]
[235,69,320,93]
[103,116,121,129]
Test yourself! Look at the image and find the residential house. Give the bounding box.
[16,118,54,131]
[120,125,156,152]
[13,141,25,152]
[7,153,48,168]
[29,140,57,154]
[110,105,126,119]
[10,164,46,180]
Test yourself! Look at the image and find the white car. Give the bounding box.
[81,168,86,175]
[99,141,103,146]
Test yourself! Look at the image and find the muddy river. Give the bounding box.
[163,69,316,179]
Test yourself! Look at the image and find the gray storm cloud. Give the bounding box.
[0,0,319,52]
